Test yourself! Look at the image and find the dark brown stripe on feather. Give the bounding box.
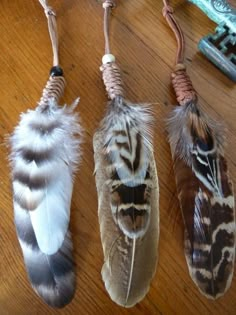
[113,128,142,172]
[133,132,141,172]
[120,207,147,221]
[15,209,75,305]
[174,154,235,297]
[28,249,74,287]
[118,206,149,235]
[174,156,234,248]
[113,130,127,137]
[111,183,149,205]
[29,121,60,136]
[21,148,53,165]
[219,157,233,197]
[192,230,235,269]
[195,249,233,298]
[126,122,132,153]
[13,171,46,190]
[120,155,132,172]
[115,140,129,152]
[15,210,39,250]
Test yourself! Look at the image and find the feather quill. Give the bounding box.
[94,97,159,307]
[162,0,235,299]
[8,0,82,307]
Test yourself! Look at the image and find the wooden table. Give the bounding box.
[0,0,235,314]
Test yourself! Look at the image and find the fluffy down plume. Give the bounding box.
[94,96,159,307]
[9,98,82,308]
[167,102,235,299]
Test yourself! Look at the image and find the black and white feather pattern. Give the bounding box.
[9,98,82,307]
[101,97,155,239]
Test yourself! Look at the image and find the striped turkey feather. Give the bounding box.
[10,98,82,307]
[93,96,159,307]
[167,102,235,299]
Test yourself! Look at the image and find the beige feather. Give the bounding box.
[93,98,159,307]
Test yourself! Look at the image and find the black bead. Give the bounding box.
[50,66,63,77]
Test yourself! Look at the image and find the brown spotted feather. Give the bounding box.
[168,102,235,299]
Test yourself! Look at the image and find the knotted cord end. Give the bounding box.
[45,7,56,17]
[100,62,124,100]
[162,4,174,18]
[171,64,197,106]
[38,0,56,17]
[103,0,116,9]
[38,75,66,109]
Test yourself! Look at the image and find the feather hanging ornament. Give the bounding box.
[93,0,159,307]
[162,0,235,299]
[9,0,82,308]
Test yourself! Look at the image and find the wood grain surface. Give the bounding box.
[0,0,235,314]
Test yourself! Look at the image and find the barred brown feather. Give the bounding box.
[94,96,159,307]
[167,102,235,299]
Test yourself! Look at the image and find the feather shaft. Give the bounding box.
[126,238,136,305]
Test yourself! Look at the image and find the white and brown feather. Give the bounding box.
[167,102,235,299]
[94,96,159,307]
[9,98,82,308]
[15,202,75,308]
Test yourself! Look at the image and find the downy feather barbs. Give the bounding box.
[167,101,235,299]
[9,98,82,307]
[94,96,159,307]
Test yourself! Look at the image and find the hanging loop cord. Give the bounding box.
[38,0,59,67]
[100,0,124,100]
[162,0,197,106]
[37,0,65,108]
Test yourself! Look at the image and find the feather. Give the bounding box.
[167,101,235,299]
[9,98,82,307]
[94,96,159,307]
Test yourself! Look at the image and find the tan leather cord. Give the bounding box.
[39,0,59,67]
[103,0,115,54]
[101,0,124,100]
[162,0,197,106]
[37,0,65,109]
[162,0,184,65]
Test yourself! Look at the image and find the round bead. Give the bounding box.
[50,66,64,77]
[102,54,116,65]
